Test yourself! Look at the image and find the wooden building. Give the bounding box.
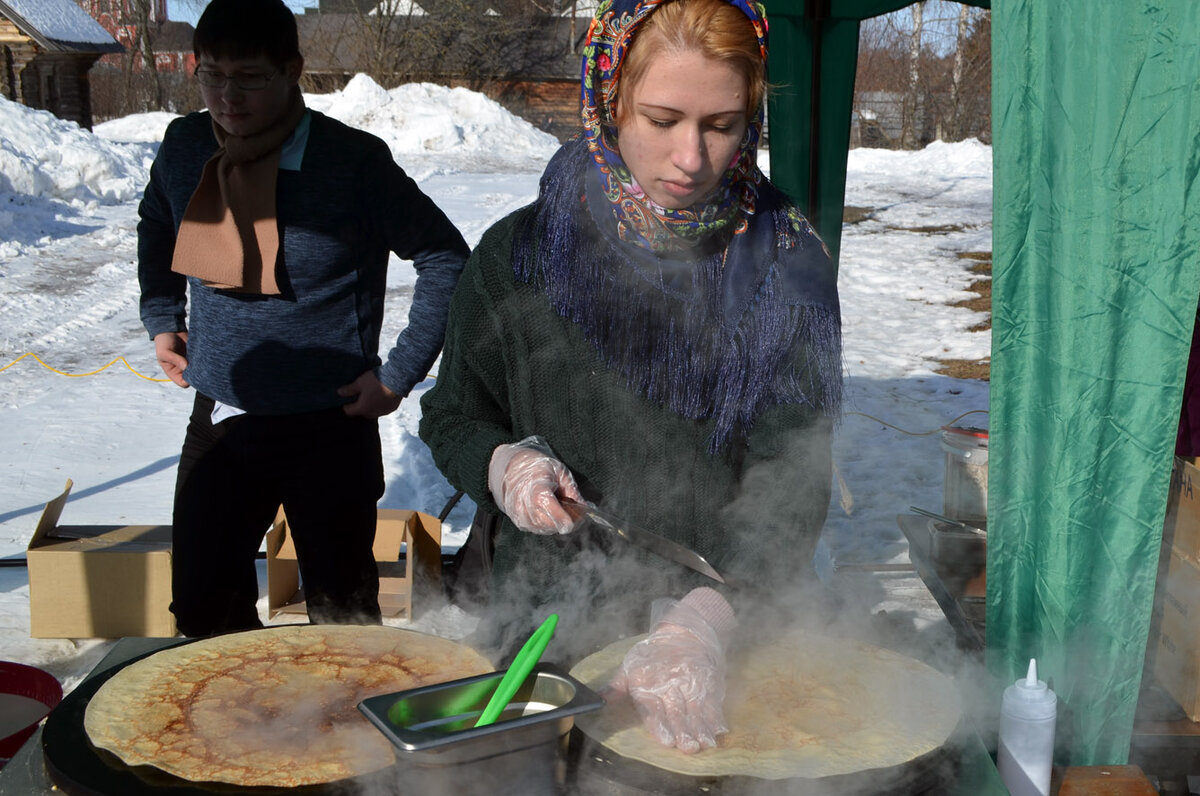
[0,0,122,129]
[297,11,587,141]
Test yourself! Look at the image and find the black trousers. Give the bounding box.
[171,393,385,636]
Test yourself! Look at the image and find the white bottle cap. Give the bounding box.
[1007,658,1057,719]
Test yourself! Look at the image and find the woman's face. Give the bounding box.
[197,53,301,138]
[615,49,749,210]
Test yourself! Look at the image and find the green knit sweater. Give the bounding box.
[419,205,833,657]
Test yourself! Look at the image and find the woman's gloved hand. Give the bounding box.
[608,587,736,754]
[488,436,584,534]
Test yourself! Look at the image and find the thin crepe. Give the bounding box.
[84,625,492,787]
[570,630,961,780]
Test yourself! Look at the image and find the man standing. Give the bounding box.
[139,0,469,636]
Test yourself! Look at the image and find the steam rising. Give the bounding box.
[430,422,996,793]
[335,422,994,794]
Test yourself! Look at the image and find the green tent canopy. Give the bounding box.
[763,0,1200,767]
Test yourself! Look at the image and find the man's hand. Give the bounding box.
[154,331,190,387]
[338,371,402,418]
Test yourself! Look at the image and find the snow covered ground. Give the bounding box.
[0,75,991,693]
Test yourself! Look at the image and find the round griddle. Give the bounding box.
[567,719,967,796]
[41,635,407,796]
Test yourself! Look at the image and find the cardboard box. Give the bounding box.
[1153,548,1200,720]
[1163,456,1200,565]
[1057,765,1158,795]
[266,508,442,621]
[27,480,176,639]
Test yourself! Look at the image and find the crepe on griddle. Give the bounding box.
[83,625,492,788]
[570,630,960,780]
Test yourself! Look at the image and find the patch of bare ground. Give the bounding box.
[843,206,874,224]
[935,251,992,381]
[887,223,971,234]
[840,205,991,379]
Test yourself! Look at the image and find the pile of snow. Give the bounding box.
[0,97,153,205]
[92,77,564,164]
[4,74,561,214]
[843,137,993,228]
[305,75,562,165]
[847,137,992,179]
[94,111,181,144]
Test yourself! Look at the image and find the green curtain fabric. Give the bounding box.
[989,0,1200,765]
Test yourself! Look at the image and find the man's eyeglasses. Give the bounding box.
[194,69,277,91]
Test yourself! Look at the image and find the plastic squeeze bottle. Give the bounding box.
[996,658,1057,796]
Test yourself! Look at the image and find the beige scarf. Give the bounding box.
[171,88,307,294]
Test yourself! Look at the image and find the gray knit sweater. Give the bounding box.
[138,110,469,414]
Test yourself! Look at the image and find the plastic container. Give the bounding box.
[997,658,1057,796]
[941,425,988,523]
[0,661,63,769]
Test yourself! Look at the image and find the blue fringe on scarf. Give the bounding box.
[514,139,842,453]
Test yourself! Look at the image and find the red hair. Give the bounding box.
[615,0,766,123]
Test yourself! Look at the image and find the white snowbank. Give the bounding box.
[3,75,561,209]
[0,97,152,205]
[305,74,562,162]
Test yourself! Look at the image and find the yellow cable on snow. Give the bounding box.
[0,352,170,382]
[2,353,988,424]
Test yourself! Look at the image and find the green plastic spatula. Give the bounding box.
[473,613,558,728]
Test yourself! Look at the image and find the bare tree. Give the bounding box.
[856,2,990,148]
[946,2,969,139]
[299,0,578,93]
[129,0,165,108]
[954,9,991,143]
[901,0,925,149]
[87,0,195,119]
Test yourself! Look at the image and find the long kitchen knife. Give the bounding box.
[560,498,726,584]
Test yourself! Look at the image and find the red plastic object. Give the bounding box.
[941,424,989,439]
[0,661,63,767]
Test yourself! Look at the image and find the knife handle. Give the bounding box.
[559,496,588,526]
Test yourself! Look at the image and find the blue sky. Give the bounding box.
[167,0,315,25]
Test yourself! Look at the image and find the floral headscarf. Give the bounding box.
[580,0,770,252]
[514,0,841,452]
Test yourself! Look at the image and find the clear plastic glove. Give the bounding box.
[608,588,736,754]
[488,436,584,535]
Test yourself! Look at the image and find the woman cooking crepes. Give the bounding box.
[420,0,841,755]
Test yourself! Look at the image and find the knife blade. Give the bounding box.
[559,498,726,584]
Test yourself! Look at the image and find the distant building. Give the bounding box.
[75,0,195,73]
[852,90,939,149]
[0,0,122,129]
[80,0,167,30]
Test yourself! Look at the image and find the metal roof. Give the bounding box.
[0,0,123,54]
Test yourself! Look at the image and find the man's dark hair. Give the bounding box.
[193,0,301,68]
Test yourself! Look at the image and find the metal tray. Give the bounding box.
[358,662,603,766]
[927,520,987,567]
